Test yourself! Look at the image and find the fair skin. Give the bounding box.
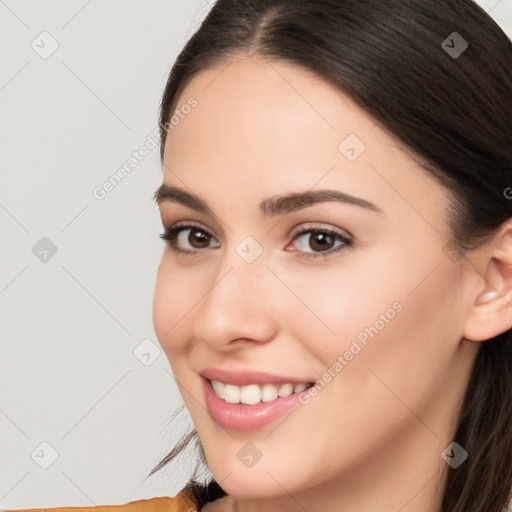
[152,55,512,512]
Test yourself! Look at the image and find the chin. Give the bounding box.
[204,450,307,500]
[214,475,293,500]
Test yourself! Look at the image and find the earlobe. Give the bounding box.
[462,223,512,343]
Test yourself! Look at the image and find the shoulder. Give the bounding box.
[1,489,198,512]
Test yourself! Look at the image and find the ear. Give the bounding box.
[463,220,512,342]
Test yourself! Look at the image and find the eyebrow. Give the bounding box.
[153,184,384,216]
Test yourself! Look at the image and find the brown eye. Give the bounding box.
[158,224,220,254]
[307,231,336,252]
[288,227,354,260]
[187,228,211,248]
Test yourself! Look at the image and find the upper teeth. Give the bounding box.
[211,380,310,404]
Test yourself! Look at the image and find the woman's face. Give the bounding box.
[153,56,480,507]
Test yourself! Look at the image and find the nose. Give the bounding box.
[191,248,279,351]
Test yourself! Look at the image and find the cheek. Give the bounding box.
[276,256,404,367]
[283,245,460,402]
[152,259,199,354]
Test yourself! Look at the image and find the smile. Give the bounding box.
[203,377,314,431]
[210,379,314,405]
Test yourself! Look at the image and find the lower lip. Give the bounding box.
[203,377,309,431]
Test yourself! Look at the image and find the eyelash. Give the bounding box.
[158,222,354,260]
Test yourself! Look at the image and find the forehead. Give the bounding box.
[165,56,377,165]
[162,56,451,231]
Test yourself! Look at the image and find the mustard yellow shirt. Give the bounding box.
[2,488,199,512]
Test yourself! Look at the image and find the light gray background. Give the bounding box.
[1,0,511,509]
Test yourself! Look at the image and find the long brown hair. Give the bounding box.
[147,1,512,510]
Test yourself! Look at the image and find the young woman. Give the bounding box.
[8,0,512,511]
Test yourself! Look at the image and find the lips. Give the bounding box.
[202,376,310,431]
[200,367,315,387]
[199,367,315,430]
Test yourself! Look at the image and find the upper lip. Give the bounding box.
[200,368,314,386]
